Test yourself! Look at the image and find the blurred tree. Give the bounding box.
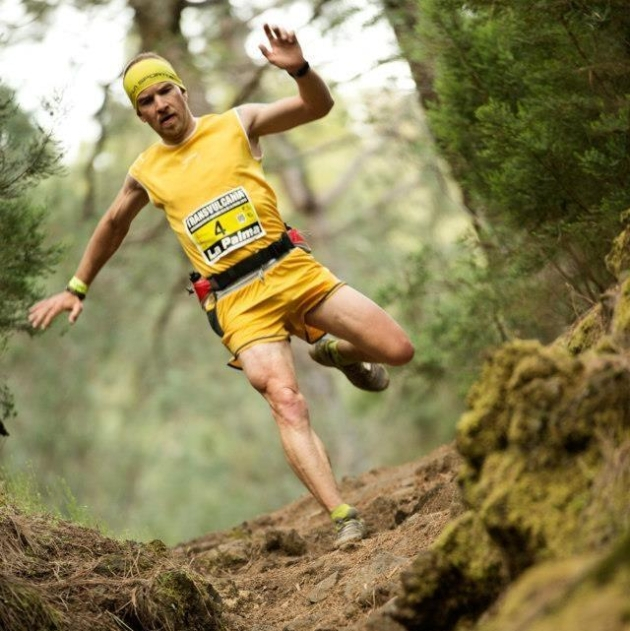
[382,0,630,398]
[0,84,62,430]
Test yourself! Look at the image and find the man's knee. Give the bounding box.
[263,383,309,428]
[387,334,415,366]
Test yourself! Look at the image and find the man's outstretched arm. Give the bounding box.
[238,23,334,139]
[29,175,149,330]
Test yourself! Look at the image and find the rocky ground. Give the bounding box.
[0,442,464,631]
[174,443,464,631]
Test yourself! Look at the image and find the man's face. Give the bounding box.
[136,81,194,144]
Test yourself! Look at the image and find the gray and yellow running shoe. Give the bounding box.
[331,504,366,549]
[309,339,390,392]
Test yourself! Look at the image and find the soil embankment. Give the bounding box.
[0,444,463,631]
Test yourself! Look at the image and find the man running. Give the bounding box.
[29,24,414,548]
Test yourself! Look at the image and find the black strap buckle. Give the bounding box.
[208,233,294,291]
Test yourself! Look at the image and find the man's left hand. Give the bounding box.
[258,23,306,74]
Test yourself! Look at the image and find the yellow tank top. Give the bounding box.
[128,110,286,276]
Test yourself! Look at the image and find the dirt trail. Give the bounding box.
[174,443,464,631]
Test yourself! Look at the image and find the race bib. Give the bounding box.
[183,187,266,265]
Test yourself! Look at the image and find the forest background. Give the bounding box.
[1,0,628,546]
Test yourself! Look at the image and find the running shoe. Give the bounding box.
[309,339,390,392]
[331,504,366,549]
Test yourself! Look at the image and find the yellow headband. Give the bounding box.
[123,57,186,109]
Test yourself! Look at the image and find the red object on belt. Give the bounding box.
[286,226,311,252]
[189,274,212,302]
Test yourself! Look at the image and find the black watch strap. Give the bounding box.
[288,61,310,78]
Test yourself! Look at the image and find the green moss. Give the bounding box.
[506,350,583,454]
[611,277,630,347]
[146,539,168,556]
[93,553,129,577]
[395,512,509,631]
[593,335,620,354]
[480,460,593,571]
[398,333,630,631]
[592,530,630,584]
[558,304,606,356]
[479,533,630,631]
[396,511,508,631]
[581,439,630,549]
[437,512,509,583]
[130,568,224,631]
[458,342,586,491]
[457,340,543,470]
[605,209,630,281]
[0,580,63,631]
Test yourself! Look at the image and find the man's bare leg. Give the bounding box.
[239,340,344,512]
[306,285,414,366]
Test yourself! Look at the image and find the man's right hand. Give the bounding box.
[28,291,84,330]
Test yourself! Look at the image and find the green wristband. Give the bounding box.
[67,275,88,300]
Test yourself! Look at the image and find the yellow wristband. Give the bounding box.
[67,276,89,299]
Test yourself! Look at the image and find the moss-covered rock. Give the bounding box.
[395,511,509,630]
[477,531,630,631]
[393,329,630,630]
[611,277,630,348]
[605,209,630,281]
[392,215,630,631]
[455,340,542,470]
[557,304,607,356]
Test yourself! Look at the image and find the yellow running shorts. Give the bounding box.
[205,248,344,368]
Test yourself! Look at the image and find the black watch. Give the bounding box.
[288,61,310,78]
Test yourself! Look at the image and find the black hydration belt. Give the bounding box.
[208,233,295,291]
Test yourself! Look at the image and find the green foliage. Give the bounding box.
[381,0,630,410]
[0,462,104,531]
[418,0,629,290]
[382,234,530,408]
[0,85,62,426]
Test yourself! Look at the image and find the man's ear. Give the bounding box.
[137,110,147,123]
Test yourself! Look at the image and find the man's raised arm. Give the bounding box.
[238,23,334,139]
